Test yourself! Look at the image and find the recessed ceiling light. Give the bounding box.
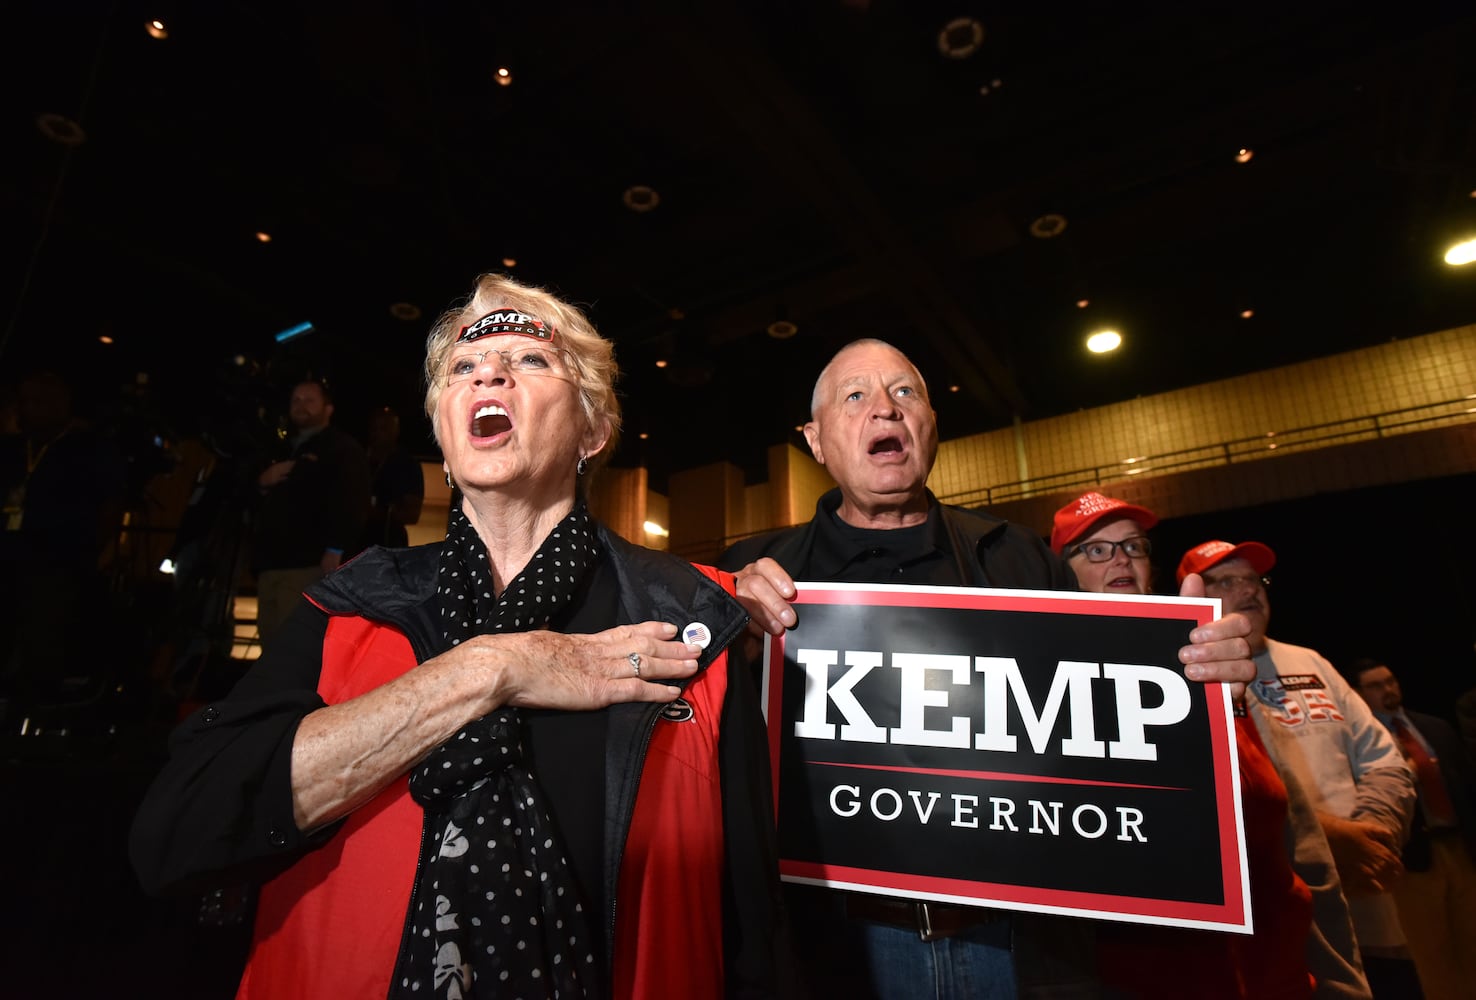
[1240,308,1255,319]
[1075,298,1090,309]
[36,113,85,147]
[937,17,985,59]
[766,319,798,339]
[1029,213,1068,239]
[495,67,513,87]
[255,231,272,243]
[98,335,114,345]
[949,385,960,392]
[793,425,804,433]
[638,432,650,440]
[623,185,660,212]
[501,257,517,268]
[1086,330,1121,353]
[1235,148,1254,164]
[389,302,422,321]
[655,359,669,368]
[145,19,168,40]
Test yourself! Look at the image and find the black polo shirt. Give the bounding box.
[804,499,966,587]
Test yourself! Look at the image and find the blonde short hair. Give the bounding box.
[423,274,622,473]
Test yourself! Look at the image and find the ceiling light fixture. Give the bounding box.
[98,335,114,345]
[638,432,649,440]
[1444,238,1476,266]
[654,359,668,368]
[495,67,513,87]
[36,113,85,147]
[949,385,960,393]
[766,319,798,339]
[501,256,517,268]
[937,17,985,59]
[145,19,168,40]
[1075,298,1090,309]
[1240,308,1255,319]
[255,231,272,243]
[389,302,422,321]
[1086,330,1121,353]
[1235,148,1254,164]
[1029,213,1068,239]
[622,185,660,213]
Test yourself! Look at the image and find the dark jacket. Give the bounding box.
[253,424,371,571]
[720,488,1077,592]
[131,527,789,998]
[1399,708,1476,870]
[720,489,1095,999]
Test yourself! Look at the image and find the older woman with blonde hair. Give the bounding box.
[132,274,786,999]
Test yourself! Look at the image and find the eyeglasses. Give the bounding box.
[1202,573,1271,594]
[444,346,573,385]
[1065,536,1151,563]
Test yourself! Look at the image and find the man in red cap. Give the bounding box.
[1179,539,1419,998]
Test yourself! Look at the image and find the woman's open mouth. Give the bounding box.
[471,403,511,438]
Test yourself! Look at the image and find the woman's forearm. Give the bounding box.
[289,650,501,831]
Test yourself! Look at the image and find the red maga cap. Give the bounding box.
[1175,539,1276,584]
[1050,492,1158,554]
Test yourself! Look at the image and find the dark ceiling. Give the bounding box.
[5,3,1475,490]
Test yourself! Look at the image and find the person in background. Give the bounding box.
[250,378,371,652]
[358,405,424,551]
[1053,492,1370,999]
[129,273,788,999]
[1178,540,1419,999]
[1351,657,1476,1000]
[0,370,127,708]
[720,338,1256,1000]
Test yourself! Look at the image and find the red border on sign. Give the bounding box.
[762,583,1247,932]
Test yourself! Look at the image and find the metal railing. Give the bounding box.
[935,394,1476,509]
[690,394,1476,558]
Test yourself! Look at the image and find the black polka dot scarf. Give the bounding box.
[388,500,601,1000]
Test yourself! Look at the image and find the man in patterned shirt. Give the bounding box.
[1179,540,1418,998]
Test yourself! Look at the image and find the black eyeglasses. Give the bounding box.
[1065,536,1151,563]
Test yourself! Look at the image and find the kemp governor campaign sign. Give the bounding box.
[761,583,1251,933]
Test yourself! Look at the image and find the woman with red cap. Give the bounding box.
[1049,493,1370,999]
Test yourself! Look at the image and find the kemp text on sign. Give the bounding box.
[761,583,1250,933]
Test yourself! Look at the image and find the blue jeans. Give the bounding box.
[859,917,1017,1000]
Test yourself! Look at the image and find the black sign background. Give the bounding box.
[763,584,1249,931]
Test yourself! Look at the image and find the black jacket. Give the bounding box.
[720,488,1077,592]
[252,424,371,571]
[1399,708,1476,870]
[131,527,791,997]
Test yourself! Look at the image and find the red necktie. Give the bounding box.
[1390,716,1458,829]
